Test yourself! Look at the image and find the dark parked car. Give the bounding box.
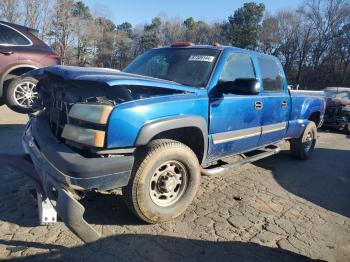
[0,21,60,113]
[323,87,350,134]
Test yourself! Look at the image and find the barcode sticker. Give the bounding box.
[188,55,215,62]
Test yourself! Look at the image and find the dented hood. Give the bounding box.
[27,65,198,93]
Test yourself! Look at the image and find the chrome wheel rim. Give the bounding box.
[13,81,38,108]
[304,131,313,152]
[149,160,188,207]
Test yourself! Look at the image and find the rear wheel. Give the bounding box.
[5,76,38,113]
[122,139,200,223]
[344,122,350,135]
[290,121,317,160]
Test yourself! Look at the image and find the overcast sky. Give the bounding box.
[82,0,304,25]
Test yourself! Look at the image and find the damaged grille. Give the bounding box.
[38,80,118,139]
[37,78,185,139]
[49,99,70,137]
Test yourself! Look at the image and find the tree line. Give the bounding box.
[1,0,349,89]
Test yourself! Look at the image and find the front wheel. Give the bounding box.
[122,139,201,223]
[5,76,38,113]
[290,121,317,160]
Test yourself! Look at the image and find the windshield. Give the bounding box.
[123,48,220,87]
[325,90,350,100]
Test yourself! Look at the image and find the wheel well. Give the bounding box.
[308,112,321,126]
[2,66,36,89]
[152,127,205,163]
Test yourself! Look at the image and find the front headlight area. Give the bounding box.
[61,125,106,147]
[61,104,113,148]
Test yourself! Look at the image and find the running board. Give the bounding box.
[201,145,281,176]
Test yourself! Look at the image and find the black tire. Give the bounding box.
[344,122,350,135]
[122,139,201,223]
[5,76,38,113]
[290,121,317,160]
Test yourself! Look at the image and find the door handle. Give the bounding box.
[281,101,287,108]
[255,101,263,110]
[0,51,14,56]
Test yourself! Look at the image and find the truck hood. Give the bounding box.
[29,65,203,116]
[28,65,198,93]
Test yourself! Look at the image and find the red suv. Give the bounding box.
[0,21,60,113]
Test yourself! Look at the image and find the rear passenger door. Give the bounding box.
[257,56,291,146]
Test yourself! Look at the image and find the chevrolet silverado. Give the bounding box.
[22,43,326,242]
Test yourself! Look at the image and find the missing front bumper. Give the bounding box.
[44,175,101,243]
[20,147,101,243]
[21,117,134,243]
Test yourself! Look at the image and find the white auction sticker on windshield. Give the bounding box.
[188,55,215,62]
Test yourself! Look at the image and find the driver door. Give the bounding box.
[208,52,262,160]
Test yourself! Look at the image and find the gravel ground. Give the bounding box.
[0,105,349,262]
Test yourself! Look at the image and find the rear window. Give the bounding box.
[0,24,31,45]
[258,56,283,92]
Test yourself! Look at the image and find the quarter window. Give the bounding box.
[0,24,31,45]
[219,53,255,82]
[258,56,283,92]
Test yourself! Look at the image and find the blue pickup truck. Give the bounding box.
[22,43,325,242]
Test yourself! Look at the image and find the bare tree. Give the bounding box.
[0,0,20,23]
[50,0,75,64]
[21,0,53,45]
[302,0,350,69]
[2,0,348,88]
[259,15,280,55]
[275,11,302,76]
[160,18,185,45]
[38,0,53,42]
[23,0,41,28]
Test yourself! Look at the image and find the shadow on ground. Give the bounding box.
[0,157,322,262]
[254,147,350,218]
[0,124,26,154]
[82,192,143,226]
[321,127,349,139]
[0,154,40,228]
[0,153,142,228]
[0,235,323,262]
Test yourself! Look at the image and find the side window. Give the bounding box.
[0,24,30,45]
[0,25,8,44]
[258,56,283,92]
[219,53,255,82]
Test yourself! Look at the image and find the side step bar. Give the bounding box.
[201,145,281,176]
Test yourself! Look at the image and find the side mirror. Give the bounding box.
[218,78,260,95]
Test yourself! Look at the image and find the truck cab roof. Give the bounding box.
[156,43,276,59]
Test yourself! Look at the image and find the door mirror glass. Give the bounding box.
[218,78,260,95]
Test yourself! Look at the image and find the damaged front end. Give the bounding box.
[22,66,192,243]
[324,101,350,133]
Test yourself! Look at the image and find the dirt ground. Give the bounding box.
[0,105,349,262]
